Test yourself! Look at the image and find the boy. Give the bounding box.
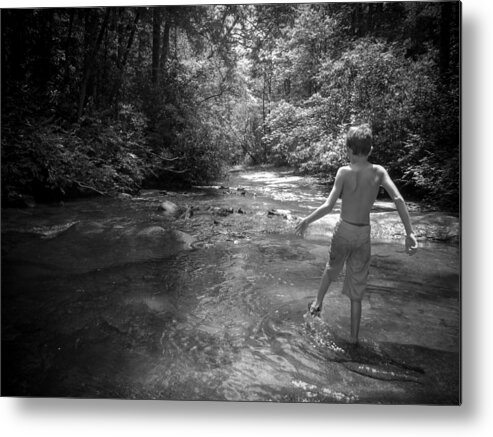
[295,124,418,344]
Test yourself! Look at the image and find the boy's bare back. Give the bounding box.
[295,123,417,256]
[339,163,383,226]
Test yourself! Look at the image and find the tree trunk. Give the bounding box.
[439,2,452,80]
[63,9,75,89]
[173,25,178,60]
[78,8,110,120]
[3,10,27,88]
[36,9,54,95]
[374,3,383,35]
[122,9,140,68]
[160,18,171,72]
[352,3,363,36]
[112,9,141,113]
[262,74,266,133]
[137,22,143,67]
[368,3,374,33]
[152,7,162,85]
[262,73,269,161]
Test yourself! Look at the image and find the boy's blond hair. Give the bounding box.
[346,124,372,156]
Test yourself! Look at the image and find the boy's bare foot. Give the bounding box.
[349,336,359,345]
[308,301,322,317]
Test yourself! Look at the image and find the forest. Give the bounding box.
[1,3,460,210]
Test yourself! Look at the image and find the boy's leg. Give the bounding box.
[344,234,370,343]
[310,221,346,315]
[313,267,332,309]
[311,254,346,313]
[350,299,362,344]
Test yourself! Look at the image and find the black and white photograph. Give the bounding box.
[1,0,461,410]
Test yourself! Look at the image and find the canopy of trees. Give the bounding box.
[1,3,460,210]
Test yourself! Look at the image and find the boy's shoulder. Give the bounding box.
[373,164,387,175]
[337,165,352,174]
[338,163,385,173]
[338,164,387,184]
[335,165,352,181]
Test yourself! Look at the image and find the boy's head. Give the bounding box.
[346,124,372,156]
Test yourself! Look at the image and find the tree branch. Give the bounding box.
[162,167,188,174]
[74,180,108,196]
[197,86,228,105]
[162,156,185,162]
[146,150,185,162]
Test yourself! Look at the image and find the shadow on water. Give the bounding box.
[1,167,460,403]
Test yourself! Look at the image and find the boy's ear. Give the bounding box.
[368,146,373,157]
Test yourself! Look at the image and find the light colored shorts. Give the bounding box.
[326,219,371,301]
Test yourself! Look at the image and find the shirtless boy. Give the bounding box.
[295,124,418,344]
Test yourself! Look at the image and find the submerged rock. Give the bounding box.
[137,226,167,238]
[210,206,234,217]
[170,230,195,248]
[158,200,180,217]
[33,221,80,239]
[5,193,36,208]
[23,196,37,208]
[75,221,105,235]
[117,193,133,200]
[136,227,195,249]
[267,209,289,219]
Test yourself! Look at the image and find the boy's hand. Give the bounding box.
[295,219,308,236]
[405,233,418,255]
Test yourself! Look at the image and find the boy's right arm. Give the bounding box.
[380,167,418,255]
[295,168,344,236]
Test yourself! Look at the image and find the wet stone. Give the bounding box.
[210,207,234,216]
[137,226,167,238]
[117,193,133,201]
[158,200,180,217]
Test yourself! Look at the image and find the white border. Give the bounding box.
[2,0,491,436]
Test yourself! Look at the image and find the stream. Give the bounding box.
[1,167,460,403]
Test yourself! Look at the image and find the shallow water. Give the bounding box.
[1,167,460,403]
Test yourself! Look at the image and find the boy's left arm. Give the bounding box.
[380,167,418,255]
[295,168,344,236]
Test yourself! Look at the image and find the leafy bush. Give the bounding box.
[262,37,459,208]
[1,105,148,203]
